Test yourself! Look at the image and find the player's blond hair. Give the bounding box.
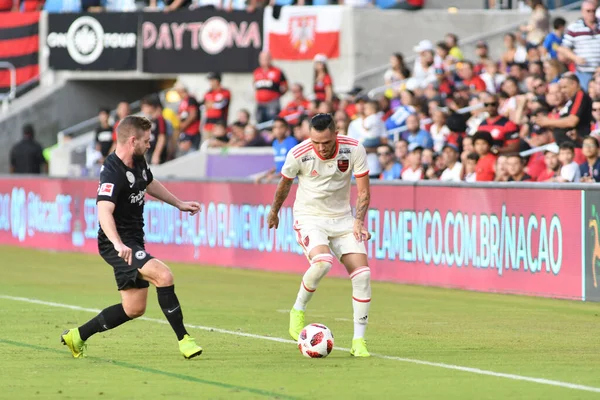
[117,115,152,144]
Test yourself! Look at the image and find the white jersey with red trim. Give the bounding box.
[280,135,369,218]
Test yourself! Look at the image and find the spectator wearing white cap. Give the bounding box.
[410,40,440,89]
[313,54,333,104]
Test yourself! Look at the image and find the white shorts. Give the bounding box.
[293,214,367,261]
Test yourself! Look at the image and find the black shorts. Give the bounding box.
[99,241,153,291]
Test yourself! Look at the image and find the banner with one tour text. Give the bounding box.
[47,13,138,71]
[0,178,583,301]
[141,9,263,73]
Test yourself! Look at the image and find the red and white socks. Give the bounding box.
[350,267,371,339]
[293,254,333,311]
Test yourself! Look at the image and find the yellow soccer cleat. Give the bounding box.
[350,338,371,358]
[289,308,305,341]
[60,328,87,358]
[179,335,203,359]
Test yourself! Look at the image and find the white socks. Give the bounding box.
[350,267,371,339]
[292,254,333,311]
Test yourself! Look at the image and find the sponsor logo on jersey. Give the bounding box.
[339,148,351,154]
[142,169,148,181]
[301,155,315,162]
[99,183,114,196]
[311,170,319,177]
[129,190,146,205]
[126,171,135,188]
[337,158,349,173]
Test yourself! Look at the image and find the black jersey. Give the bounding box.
[96,153,154,244]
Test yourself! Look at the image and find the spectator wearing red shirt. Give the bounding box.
[537,147,561,181]
[253,51,288,124]
[458,61,487,93]
[313,54,333,104]
[203,72,231,134]
[477,93,520,153]
[473,131,497,181]
[506,154,532,182]
[525,125,553,180]
[279,83,311,126]
[174,83,201,153]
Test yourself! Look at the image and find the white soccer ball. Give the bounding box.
[297,323,334,358]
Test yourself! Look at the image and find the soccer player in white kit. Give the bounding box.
[267,114,372,357]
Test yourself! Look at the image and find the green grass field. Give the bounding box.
[1,245,600,399]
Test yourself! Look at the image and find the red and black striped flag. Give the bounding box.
[0,12,39,94]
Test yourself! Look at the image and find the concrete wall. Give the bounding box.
[426,0,486,9]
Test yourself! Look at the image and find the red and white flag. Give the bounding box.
[263,6,341,61]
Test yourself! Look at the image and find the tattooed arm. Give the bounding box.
[267,177,294,229]
[353,174,371,242]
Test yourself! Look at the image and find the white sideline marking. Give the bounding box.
[2,295,600,394]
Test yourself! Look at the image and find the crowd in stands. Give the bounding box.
[77,0,600,184]
[8,0,600,185]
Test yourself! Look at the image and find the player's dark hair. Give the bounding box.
[310,113,335,133]
[584,136,599,148]
[273,117,289,129]
[559,141,576,152]
[553,17,566,30]
[117,115,152,143]
[99,107,110,114]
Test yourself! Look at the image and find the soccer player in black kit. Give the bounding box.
[61,115,203,359]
